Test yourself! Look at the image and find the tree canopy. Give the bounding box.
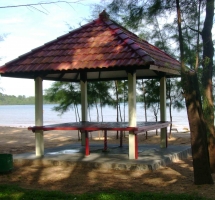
[101,0,215,184]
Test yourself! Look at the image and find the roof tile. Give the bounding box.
[130,43,141,50]
[135,49,148,57]
[103,20,113,26]
[124,38,135,45]
[118,33,129,40]
[109,24,119,30]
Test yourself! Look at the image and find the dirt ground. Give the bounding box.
[0,126,215,199]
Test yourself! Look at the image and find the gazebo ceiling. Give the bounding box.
[0,11,180,81]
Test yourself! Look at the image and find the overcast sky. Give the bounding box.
[0,0,101,96]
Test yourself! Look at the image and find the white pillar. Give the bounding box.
[35,77,44,157]
[80,73,88,145]
[81,80,88,122]
[128,71,136,159]
[160,76,167,148]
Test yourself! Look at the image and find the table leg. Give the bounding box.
[103,130,107,151]
[85,131,89,156]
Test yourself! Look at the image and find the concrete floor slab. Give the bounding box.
[13,143,191,171]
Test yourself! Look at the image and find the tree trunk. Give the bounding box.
[76,104,80,121]
[184,71,213,184]
[75,104,80,140]
[142,79,148,139]
[153,107,158,136]
[155,114,158,136]
[95,101,99,122]
[74,104,78,122]
[201,0,215,173]
[176,0,213,184]
[169,100,173,138]
[168,80,173,138]
[115,80,119,139]
[119,102,123,122]
[195,0,201,72]
[100,100,104,122]
[88,106,91,122]
[124,81,126,137]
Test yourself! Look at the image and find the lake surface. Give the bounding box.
[0,103,189,129]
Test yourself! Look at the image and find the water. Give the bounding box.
[0,103,189,129]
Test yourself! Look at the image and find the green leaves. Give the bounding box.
[44,82,80,115]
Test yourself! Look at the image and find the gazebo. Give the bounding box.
[0,11,180,160]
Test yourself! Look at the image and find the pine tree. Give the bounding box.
[105,0,214,184]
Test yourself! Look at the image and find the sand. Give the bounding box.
[0,126,215,199]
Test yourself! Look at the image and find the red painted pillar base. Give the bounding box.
[119,131,123,147]
[85,131,89,156]
[103,130,107,151]
[166,129,168,148]
[135,134,138,159]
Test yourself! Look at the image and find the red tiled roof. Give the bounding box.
[0,11,180,81]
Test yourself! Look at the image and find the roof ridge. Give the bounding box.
[99,10,110,21]
[146,42,180,63]
[105,17,148,43]
[98,13,177,64]
[106,20,179,64]
[100,17,154,64]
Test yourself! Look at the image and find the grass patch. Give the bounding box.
[0,184,209,200]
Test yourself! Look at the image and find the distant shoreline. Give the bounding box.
[0,103,54,106]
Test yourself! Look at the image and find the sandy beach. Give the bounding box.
[0,126,215,199]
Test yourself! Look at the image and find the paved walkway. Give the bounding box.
[13,143,191,171]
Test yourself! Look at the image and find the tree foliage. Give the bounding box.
[104,0,214,183]
[44,82,80,115]
[88,81,113,121]
[45,81,117,121]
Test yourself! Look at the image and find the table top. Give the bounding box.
[28,121,171,133]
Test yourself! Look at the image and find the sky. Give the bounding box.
[0,0,102,97]
[1,1,214,97]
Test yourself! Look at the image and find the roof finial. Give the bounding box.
[99,10,109,21]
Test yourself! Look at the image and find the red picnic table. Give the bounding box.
[28,121,170,159]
